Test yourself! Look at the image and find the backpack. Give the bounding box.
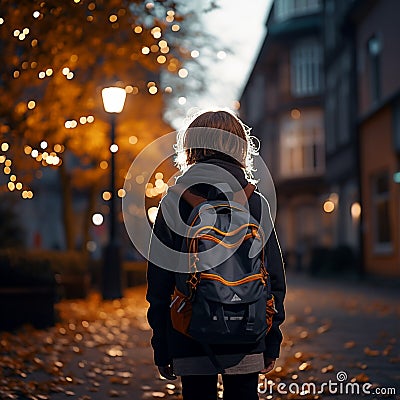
[170,183,277,346]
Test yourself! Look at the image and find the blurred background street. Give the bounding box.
[1,272,398,399]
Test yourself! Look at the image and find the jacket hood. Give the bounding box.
[175,158,249,195]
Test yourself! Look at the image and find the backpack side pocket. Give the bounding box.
[170,287,193,337]
[266,295,277,333]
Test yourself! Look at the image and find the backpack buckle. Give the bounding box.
[187,272,200,289]
[187,272,201,300]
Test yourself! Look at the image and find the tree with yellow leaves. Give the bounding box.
[0,0,215,249]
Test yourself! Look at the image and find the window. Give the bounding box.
[275,0,322,21]
[372,172,392,253]
[324,0,336,49]
[367,34,382,103]
[393,99,400,152]
[337,79,350,145]
[279,109,325,177]
[325,93,336,153]
[291,41,323,96]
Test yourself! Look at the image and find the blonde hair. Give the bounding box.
[175,109,258,179]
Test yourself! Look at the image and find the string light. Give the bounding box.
[151,26,161,38]
[178,68,188,78]
[149,86,158,94]
[129,136,138,144]
[217,51,227,60]
[1,142,9,151]
[22,190,31,199]
[92,213,104,226]
[110,144,119,153]
[103,191,111,201]
[65,120,78,129]
[160,46,169,54]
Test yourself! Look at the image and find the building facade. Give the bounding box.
[241,0,400,277]
[241,0,329,271]
[352,0,400,277]
[323,0,361,265]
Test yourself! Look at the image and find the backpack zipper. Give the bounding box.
[201,272,265,286]
[199,233,254,248]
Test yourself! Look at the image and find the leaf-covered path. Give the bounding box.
[1,272,399,399]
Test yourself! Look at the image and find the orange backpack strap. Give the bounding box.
[233,183,256,205]
[170,183,255,208]
[168,184,206,208]
[181,190,206,208]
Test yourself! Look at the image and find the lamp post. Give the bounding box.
[101,86,126,300]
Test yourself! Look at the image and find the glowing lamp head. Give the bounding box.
[101,87,127,113]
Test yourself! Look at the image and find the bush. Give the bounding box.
[0,249,90,299]
[0,249,56,330]
[0,249,54,287]
[35,250,90,299]
[28,250,89,275]
[0,201,25,249]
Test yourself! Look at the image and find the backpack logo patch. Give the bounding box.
[230,293,242,302]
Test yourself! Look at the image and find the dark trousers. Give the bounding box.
[181,373,259,400]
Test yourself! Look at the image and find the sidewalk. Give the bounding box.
[0,272,399,399]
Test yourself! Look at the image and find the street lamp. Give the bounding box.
[101,86,126,300]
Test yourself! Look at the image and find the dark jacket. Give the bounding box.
[146,158,286,367]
